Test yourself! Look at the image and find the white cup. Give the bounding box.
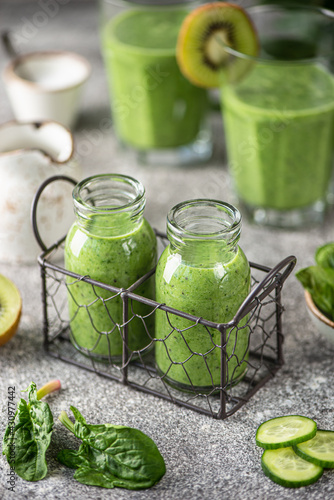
[2,51,91,129]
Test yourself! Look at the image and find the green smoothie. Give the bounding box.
[155,241,251,390]
[101,8,208,149]
[65,217,157,360]
[222,63,334,210]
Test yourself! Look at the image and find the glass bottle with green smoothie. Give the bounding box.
[99,0,211,165]
[65,174,157,361]
[155,200,251,392]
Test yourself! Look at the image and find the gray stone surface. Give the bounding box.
[1,1,334,499]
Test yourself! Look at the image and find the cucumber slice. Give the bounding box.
[256,415,317,449]
[294,430,334,468]
[262,447,323,488]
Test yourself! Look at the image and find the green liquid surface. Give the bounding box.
[101,9,208,149]
[65,218,157,359]
[222,63,334,210]
[262,38,317,60]
[155,243,251,389]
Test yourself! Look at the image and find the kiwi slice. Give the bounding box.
[177,2,259,88]
[0,274,22,346]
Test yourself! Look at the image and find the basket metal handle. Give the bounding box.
[31,175,78,252]
[230,254,297,326]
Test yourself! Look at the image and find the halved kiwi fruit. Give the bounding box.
[0,274,22,346]
[177,2,259,88]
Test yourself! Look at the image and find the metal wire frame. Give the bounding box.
[32,176,297,419]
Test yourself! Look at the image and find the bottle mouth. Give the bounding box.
[167,199,242,247]
[73,173,145,212]
[73,174,146,234]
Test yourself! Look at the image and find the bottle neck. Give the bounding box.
[166,200,242,265]
[73,174,146,237]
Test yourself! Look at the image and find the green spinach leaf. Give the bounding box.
[2,381,54,481]
[57,406,166,490]
[315,242,334,270]
[296,265,334,321]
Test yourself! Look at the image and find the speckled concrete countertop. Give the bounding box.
[1,2,334,499]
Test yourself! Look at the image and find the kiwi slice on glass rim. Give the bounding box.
[0,274,22,346]
[176,2,259,88]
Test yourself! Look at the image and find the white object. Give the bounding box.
[2,51,91,129]
[0,121,81,264]
[305,290,334,344]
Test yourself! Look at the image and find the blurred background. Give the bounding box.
[0,0,333,231]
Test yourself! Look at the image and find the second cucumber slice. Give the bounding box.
[294,430,334,468]
[256,415,317,449]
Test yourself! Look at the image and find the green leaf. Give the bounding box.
[2,382,54,481]
[73,467,117,488]
[296,266,334,321]
[315,242,334,270]
[57,406,166,490]
[57,445,89,469]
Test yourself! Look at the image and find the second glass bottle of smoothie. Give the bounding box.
[155,200,251,391]
[65,174,157,361]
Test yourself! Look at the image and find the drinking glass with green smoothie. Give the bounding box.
[220,4,334,228]
[99,0,212,165]
[175,2,334,228]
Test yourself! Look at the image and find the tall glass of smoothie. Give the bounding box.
[64,174,157,361]
[220,5,334,228]
[155,200,251,392]
[99,0,211,165]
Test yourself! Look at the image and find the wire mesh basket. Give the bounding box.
[32,176,296,419]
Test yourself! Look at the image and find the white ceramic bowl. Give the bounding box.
[2,51,91,129]
[305,290,334,344]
